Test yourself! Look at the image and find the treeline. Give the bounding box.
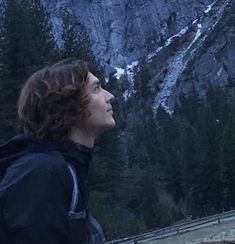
[92,78,235,239]
[0,0,126,240]
[1,0,235,241]
[0,0,96,141]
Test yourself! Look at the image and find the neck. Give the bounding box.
[68,127,95,148]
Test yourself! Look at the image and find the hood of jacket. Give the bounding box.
[0,134,92,180]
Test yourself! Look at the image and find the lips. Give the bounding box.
[107,108,113,115]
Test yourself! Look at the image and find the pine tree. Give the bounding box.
[61,7,95,63]
[156,105,183,201]
[88,127,127,239]
[0,0,57,141]
[220,113,235,210]
[178,92,203,126]
[206,86,228,123]
[60,7,106,85]
[180,125,201,215]
[25,0,58,66]
[177,94,223,216]
[134,58,152,101]
[129,176,174,229]
[193,105,222,214]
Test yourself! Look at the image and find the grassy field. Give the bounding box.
[140,219,235,244]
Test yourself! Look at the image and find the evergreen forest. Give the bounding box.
[1,0,235,241]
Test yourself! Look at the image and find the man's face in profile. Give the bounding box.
[82,72,115,137]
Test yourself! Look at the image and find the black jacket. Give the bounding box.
[0,134,92,244]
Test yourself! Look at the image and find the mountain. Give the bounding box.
[1,0,235,239]
[41,0,213,68]
[41,0,235,112]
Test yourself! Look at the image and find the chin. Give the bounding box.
[104,119,116,130]
[110,118,116,127]
[107,122,116,130]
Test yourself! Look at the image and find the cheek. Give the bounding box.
[87,101,102,120]
[89,96,104,112]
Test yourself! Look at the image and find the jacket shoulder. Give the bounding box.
[18,151,67,171]
[0,151,71,193]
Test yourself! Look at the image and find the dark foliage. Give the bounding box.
[1,1,235,240]
[0,0,58,141]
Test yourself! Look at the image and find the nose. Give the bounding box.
[105,90,115,103]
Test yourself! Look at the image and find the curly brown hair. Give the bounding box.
[17,58,98,141]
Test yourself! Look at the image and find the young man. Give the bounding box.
[0,58,115,243]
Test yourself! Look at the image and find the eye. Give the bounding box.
[95,83,101,91]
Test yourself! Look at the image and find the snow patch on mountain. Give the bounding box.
[114,67,125,80]
[112,0,231,108]
[204,0,217,14]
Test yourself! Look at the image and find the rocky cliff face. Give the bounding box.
[108,0,235,113]
[42,0,213,67]
[148,0,235,112]
[42,0,235,113]
[177,0,235,103]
